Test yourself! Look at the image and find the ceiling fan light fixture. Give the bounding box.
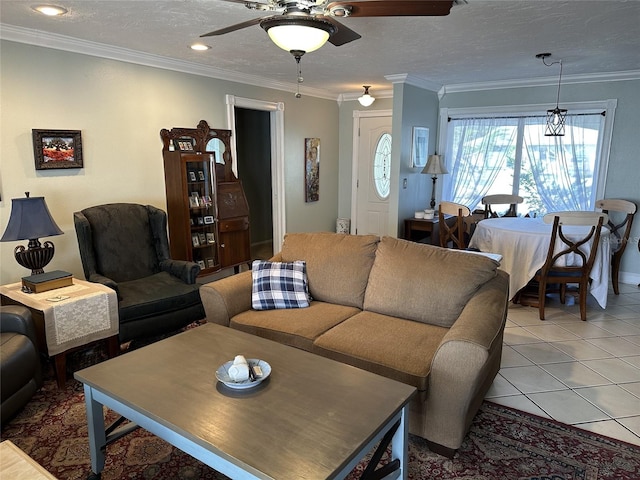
[261,17,335,53]
[358,85,375,107]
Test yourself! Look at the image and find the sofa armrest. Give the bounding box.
[160,259,201,284]
[199,270,253,326]
[0,306,37,344]
[423,270,509,450]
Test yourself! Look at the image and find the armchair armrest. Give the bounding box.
[88,273,120,298]
[0,305,37,344]
[160,259,201,284]
[423,271,509,450]
[199,271,253,326]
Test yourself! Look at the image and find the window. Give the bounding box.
[440,101,616,216]
[373,132,392,199]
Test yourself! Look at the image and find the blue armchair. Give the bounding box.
[74,203,205,344]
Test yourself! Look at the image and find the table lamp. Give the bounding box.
[1,193,64,275]
[421,154,449,210]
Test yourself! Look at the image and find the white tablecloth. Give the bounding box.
[0,279,119,355]
[468,217,611,308]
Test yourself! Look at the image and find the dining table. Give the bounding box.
[468,216,611,308]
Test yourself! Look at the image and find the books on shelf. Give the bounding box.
[22,270,73,293]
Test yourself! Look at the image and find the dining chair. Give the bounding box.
[439,201,471,249]
[534,211,608,321]
[595,198,637,295]
[481,194,524,218]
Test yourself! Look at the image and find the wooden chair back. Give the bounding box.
[482,194,524,218]
[595,198,637,294]
[439,201,471,249]
[535,211,607,320]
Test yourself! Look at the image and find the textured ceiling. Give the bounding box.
[1,0,639,98]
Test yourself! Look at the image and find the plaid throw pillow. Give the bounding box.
[251,260,311,310]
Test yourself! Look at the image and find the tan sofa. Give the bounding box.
[200,232,509,457]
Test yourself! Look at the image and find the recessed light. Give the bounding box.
[32,5,68,16]
[190,43,211,51]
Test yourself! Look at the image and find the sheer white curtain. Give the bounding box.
[523,114,603,212]
[442,117,517,209]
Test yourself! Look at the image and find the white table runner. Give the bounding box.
[0,279,118,355]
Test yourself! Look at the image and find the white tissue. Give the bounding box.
[228,355,250,382]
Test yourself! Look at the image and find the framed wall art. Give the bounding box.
[32,129,83,170]
[304,137,320,202]
[411,127,429,168]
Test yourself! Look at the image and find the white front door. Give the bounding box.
[354,115,393,236]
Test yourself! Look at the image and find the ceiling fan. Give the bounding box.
[201,1,454,54]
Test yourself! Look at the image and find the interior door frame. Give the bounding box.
[351,109,393,234]
[226,95,286,253]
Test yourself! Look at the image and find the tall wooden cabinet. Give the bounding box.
[160,120,251,275]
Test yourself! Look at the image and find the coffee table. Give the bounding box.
[75,323,416,479]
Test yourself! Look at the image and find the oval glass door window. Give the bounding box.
[373,132,392,199]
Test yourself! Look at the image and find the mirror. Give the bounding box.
[206,137,226,164]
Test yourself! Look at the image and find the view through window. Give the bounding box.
[441,108,611,217]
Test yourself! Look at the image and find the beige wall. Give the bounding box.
[0,40,340,284]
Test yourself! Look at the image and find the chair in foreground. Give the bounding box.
[74,203,205,344]
[595,198,637,294]
[534,211,607,321]
[482,194,524,218]
[1,306,42,425]
[439,201,471,249]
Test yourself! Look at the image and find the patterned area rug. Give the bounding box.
[2,336,639,479]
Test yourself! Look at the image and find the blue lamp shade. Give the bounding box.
[1,195,63,274]
[1,196,63,241]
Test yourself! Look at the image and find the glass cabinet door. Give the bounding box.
[183,153,219,272]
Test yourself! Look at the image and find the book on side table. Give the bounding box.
[22,270,73,294]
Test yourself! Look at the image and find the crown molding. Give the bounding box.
[0,23,337,101]
[385,73,443,92]
[438,70,640,97]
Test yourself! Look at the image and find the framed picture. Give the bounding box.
[32,129,83,170]
[201,195,212,205]
[173,137,195,151]
[411,127,429,168]
[204,215,214,224]
[198,233,207,245]
[304,137,320,203]
[197,260,206,269]
[198,170,205,181]
[189,196,199,208]
[192,234,200,247]
[206,232,216,244]
[189,171,197,182]
[206,258,216,268]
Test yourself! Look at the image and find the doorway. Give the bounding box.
[351,110,393,236]
[235,108,273,260]
[226,95,286,253]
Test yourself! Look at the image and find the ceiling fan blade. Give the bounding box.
[201,17,264,37]
[323,17,362,46]
[327,0,453,17]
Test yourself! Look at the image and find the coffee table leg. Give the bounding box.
[83,384,107,478]
[391,405,409,480]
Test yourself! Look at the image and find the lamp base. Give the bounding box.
[14,241,55,275]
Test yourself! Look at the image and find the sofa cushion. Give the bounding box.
[251,260,310,310]
[230,301,361,351]
[312,311,448,391]
[364,237,499,328]
[279,232,379,309]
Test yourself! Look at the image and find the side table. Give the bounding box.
[0,279,119,388]
[403,217,441,243]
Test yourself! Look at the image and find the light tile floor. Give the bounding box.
[486,282,640,446]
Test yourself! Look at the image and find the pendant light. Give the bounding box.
[358,86,375,107]
[536,53,567,136]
